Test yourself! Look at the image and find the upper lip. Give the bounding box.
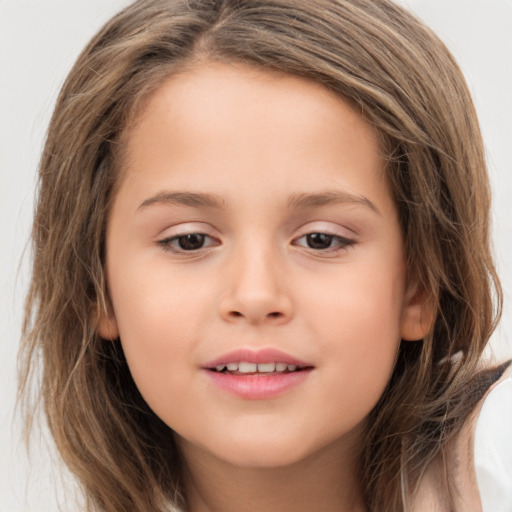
[203,348,312,369]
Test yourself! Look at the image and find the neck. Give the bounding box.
[178,435,366,512]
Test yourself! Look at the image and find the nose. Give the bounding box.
[218,243,294,326]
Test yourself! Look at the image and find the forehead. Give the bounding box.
[116,61,392,213]
[126,62,381,152]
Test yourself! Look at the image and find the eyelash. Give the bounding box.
[157,232,355,254]
[292,233,356,253]
[157,233,218,253]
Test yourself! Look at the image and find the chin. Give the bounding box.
[189,428,331,470]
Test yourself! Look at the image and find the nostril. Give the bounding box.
[268,312,283,318]
[230,311,243,318]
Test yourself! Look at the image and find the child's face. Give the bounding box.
[100,62,428,469]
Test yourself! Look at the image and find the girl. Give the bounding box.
[18,0,511,510]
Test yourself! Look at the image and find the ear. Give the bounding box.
[400,276,435,341]
[96,303,119,340]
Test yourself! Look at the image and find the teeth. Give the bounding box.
[214,361,301,373]
[238,362,258,373]
[257,362,276,373]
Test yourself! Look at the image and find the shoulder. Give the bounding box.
[473,361,512,511]
[413,361,512,512]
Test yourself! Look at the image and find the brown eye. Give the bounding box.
[176,233,206,250]
[306,233,334,249]
[158,232,217,253]
[293,232,355,252]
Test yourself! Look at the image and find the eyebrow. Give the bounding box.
[138,191,227,211]
[287,191,381,215]
[137,189,380,215]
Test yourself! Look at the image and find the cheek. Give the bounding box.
[110,252,214,336]
[107,260,215,405]
[305,255,405,344]
[301,260,404,409]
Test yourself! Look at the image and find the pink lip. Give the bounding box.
[202,348,314,400]
[203,348,311,369]
[204,370,312,400]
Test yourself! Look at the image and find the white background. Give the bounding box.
[1,1,511,510]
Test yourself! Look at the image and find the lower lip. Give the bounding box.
[204,369,312,400]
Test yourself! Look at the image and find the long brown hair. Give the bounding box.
[19,0,502,510]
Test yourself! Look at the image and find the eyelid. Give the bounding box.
[292,221,357,239]
[292,233,355,250]
[160,233,217,249]
[155,222,217,239]
[155,222,221,253]
[290,222,358,253]
[154,222,357,254]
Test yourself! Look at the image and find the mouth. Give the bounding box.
[202,348,314,399]
[203,347,313,373]
[209,361,308,375]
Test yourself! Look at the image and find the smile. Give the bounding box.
[203,348,314,399]
[213,362,302,374]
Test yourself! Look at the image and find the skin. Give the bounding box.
[99,62,431,512]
